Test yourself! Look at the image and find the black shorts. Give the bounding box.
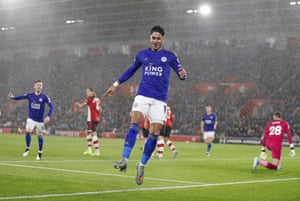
[87,121,99,132]
[141,128,149,138]
[160,126,172,138]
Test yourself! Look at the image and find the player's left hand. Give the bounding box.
[44,116,50,124]
[290,149,295,157]
[178,68,187,80]
[260,151,267,160]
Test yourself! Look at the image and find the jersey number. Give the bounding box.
[269,125,282,136]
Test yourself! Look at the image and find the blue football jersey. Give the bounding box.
[202,113,217,132]
[12,93,54,122]
[118,48,184,102]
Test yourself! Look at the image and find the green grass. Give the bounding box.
[0,133,299,201]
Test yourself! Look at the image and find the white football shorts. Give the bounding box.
[26,118,45,135]
[203,131,215,140]
[132,95,167,124]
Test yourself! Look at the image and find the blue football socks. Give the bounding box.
[38,136,44,152]
[207,143,212,153]
[25,132,31,148]
[141,133,158,165]
[122,122,140,159]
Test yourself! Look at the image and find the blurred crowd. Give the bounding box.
[0,41,299,139]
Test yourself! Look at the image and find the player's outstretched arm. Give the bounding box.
[8,93,27,100]
[102,81,119,98]
[75,102,85,108]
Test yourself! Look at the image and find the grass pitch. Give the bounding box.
[0,133,299,201]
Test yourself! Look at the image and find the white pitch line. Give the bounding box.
[0,162,204,185]
[0,178,298,200]
[1,154,298,164]
[0,157,269,163]
[0,160,116,163]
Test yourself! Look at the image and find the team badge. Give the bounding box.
[161,56,167,62]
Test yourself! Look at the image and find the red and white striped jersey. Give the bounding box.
[85,97,101,122]
[165,105,174,127]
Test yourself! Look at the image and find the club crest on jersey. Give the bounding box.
[161,56,167,62]
[39,98,43,102]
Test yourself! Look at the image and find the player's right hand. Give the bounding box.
[44,116,50,124]
[102,86,116,98]
[260,152,267,160]
[8,92,14,98]
[178,68,187,80]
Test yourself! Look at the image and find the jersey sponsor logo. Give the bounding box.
[205,119,212,124]
[144,63,163,77]
[31,103,41,110]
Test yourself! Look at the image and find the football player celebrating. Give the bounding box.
[8,80,54,160]
[103,25,187,185]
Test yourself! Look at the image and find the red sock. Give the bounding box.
[259,160,278,170]
[266,163,277,170]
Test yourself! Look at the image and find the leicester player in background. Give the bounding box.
[103,25,187,185]
[253,111,295,170]
[200,104,218,156]
[8,80,54,160]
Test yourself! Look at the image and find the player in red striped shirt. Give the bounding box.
[253,111,295,170]
[75,88,102,156]
[155,105,178,159]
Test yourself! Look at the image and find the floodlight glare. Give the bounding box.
[199,4,212,17]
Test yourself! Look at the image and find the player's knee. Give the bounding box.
[204,138,213,144]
